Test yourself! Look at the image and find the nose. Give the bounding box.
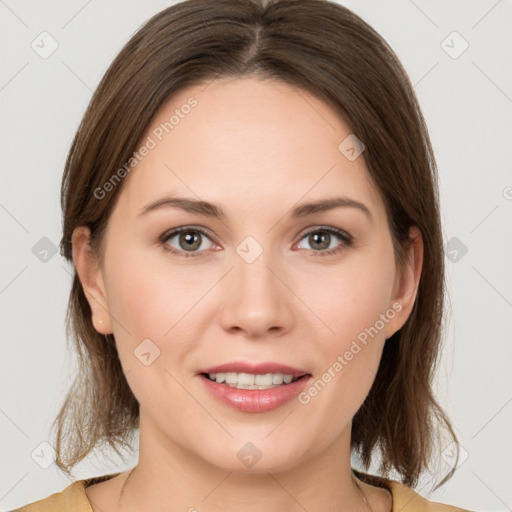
[219,250,294,339]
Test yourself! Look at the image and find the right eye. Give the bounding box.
[160,226,218,258]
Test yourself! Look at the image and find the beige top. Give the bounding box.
[11,472,471,512]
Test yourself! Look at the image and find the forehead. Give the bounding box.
[114,76,386,222]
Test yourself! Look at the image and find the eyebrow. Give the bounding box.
[138,196,373,223]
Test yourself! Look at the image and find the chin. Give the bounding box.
[197,437,306,474]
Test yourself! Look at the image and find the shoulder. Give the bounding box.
[354,470,471,512]
[10,474,120,512]
[388,480,472,512]
[10,481,90,512]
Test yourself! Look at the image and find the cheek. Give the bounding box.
[102,247,217,386]
[313,249,396,346]
[102,250,197,414]
[302,249,396,404]
[104,246,212,339]
[108,268,166,338]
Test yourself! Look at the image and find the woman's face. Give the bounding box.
[75,76,421,473]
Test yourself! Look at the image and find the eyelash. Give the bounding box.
[159,225,353,258]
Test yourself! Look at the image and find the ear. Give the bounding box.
[384,226,423,339]
[71,226,112,334]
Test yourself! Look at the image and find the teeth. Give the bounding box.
[206,372,298,389]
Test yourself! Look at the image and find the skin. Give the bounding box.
[73,76,423,512]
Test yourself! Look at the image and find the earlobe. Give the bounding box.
[71,226,113,334]
[385,226,424,339]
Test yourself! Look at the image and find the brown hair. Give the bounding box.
[54,0,458,488]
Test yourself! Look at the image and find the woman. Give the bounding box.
[13,0,471,510]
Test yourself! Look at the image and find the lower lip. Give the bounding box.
[199,374,312,413]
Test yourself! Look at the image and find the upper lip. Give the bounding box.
[198,361,310,378]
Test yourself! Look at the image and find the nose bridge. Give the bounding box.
[249,260,278,288]
[234,235,281,302]
[219,234,292,335]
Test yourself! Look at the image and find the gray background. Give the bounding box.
[1,0,511,510]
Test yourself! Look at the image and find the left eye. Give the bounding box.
[295,227,352,256]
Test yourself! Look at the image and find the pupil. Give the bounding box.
[180,231,201,251]
[310,232,329,250]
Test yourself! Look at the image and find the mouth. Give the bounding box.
[196,361,313,413]
[200,371,310,390]
[196,361,312,412]
[198,369,313,413]
[196,361,311,390]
